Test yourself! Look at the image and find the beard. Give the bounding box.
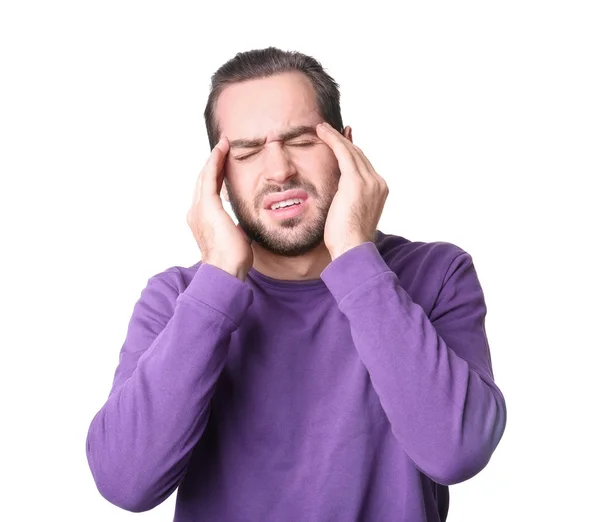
[225,170,340,257]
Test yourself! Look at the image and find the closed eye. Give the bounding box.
[288,141,315,147]
[234,142,315,161]
[234,151,259,162]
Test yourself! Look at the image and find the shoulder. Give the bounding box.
[375,229,467,276]
[138,260,205,306]
[373,230,471,312]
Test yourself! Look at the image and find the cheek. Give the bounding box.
[224,159,253,188]
[295,145,337,170]
[226,157,262,182]
[222,168,260,208]
[316,143,338,167]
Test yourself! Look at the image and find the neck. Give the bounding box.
[250,241,332,281]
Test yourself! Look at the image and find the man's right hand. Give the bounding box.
[187,137,253,281]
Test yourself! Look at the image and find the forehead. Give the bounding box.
[215,71,321,141]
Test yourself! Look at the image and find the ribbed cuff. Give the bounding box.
[320,242,392,303]
[177,263,253,326]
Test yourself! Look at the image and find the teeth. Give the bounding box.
[271,198,303,210]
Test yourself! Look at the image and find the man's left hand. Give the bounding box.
[317,121,389,260]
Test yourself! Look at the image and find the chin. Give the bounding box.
[231,196,328,257]
[252,224,325,258]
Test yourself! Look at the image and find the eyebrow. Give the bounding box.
[228,125,318,150]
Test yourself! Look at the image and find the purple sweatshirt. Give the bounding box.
[86,230,506,521]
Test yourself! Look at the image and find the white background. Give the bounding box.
[1,1,598,520]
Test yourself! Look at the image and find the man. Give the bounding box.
[86,47,507,522]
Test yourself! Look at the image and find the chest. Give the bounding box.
[209,295,387,441]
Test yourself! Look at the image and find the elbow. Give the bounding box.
[105,492,162,513]
[95,482,158,513]
[431,405,507,485]
[88,456,167,513]
[86,428,166,513]
[425,442,495,486]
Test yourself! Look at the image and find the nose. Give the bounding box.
[263,142,297,184]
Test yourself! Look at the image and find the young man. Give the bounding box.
[86,47,507,522]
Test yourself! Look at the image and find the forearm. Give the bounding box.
[322,242,507,485]
[86,264,253,511]
[342,280,506,484]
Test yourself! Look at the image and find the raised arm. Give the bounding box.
[321,242,507,485]
[85,264,253,512]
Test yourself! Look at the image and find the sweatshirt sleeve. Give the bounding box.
[320,241,507,486]
[85,263,253,512]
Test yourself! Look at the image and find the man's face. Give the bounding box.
[215,71,345,257]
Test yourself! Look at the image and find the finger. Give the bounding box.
[319,123,384,186]
[332,132,376,181]
[316,123,364,180]
[200,137,230,199]
[345,143,373,181]
[352,144,386,185]
[193,139,225,193]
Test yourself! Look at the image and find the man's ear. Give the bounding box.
[343,125,353,143]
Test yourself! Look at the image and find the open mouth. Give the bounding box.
[266,197,308,219]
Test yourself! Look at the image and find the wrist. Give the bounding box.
[330,239,370,261]
[204,259,248,282]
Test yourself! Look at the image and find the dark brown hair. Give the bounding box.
[203,46,344,149]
